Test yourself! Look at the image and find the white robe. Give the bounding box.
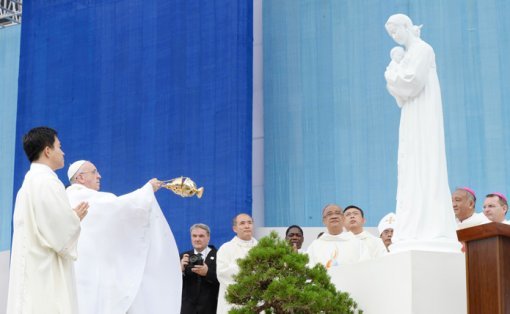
[66,183,181,314]
[306,231,368,269]
[385,39,458,246]
[7,163,81,314]
[216,236,258,314]
[456,212,490,230]
[355,231,387,259]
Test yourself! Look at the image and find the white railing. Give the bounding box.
[0,0,22,28]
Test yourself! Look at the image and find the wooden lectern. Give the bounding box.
[457,222,510,314]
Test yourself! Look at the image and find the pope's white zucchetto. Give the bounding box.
[67,160,87,182]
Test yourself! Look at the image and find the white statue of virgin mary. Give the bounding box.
[384,14,459,252]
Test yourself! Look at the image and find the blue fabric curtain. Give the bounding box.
[0,25,21,251]
[264,0,510,227]
[13,0,253,250]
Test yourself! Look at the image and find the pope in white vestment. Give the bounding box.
[66,160,182,314]
[7,128,88,314]
[216,214,258,314]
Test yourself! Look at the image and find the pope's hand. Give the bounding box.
[73,201,89,221]
[149,178,163,192]
[192,263,209,277]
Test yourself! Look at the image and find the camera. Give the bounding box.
[187,253,204,268]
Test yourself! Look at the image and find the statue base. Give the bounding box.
[329,250,466,314]
[390,238,462,253]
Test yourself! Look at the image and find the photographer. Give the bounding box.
[180,224,219,314]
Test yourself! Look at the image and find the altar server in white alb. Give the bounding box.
[343,205,387,259]
[66,160,182,314]
[216,213,258,314]
[7,127,89,314]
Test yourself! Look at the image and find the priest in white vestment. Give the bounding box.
[7,127,89,314]
[66,160,182,314]
[216,213,258,314]
[307,204,369,269]
[343,205,387,259]
[452,187,490,230]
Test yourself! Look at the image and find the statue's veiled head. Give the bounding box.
[385,14,418,46]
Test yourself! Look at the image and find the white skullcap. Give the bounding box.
[378,212,397,235]
[67,160,87,182]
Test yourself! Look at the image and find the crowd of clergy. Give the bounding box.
[6,126,508,314]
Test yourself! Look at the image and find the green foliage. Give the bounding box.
[226,231,362,314]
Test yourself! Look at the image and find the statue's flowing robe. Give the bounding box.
[385,39,457,245]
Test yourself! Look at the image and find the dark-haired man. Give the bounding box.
[344,205,386,259]
[7,126,89,313]
[216,213,258,313]
[483,192,509,223]
[285,225,304,252]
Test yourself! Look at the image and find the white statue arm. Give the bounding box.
[385,43,433,100]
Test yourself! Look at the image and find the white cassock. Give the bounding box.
[306,231,368,269]
[66,182,181,314]
[7,163,81,313]
[355,231,387,259]
[456,212,490,230]
[385,39,457,246]
[216,236,258,314]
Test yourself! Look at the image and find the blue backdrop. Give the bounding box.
[13,0,253,251]
[264,0,510,227]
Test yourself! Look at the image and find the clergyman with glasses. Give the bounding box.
[306,204,369,269]
[343,205,387,259]
[66,160,182,314]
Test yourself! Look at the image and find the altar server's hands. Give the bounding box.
[73,201,89,221]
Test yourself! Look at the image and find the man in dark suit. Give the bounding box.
[180,223,219,314]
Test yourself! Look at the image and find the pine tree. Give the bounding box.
[226,231,362,313]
